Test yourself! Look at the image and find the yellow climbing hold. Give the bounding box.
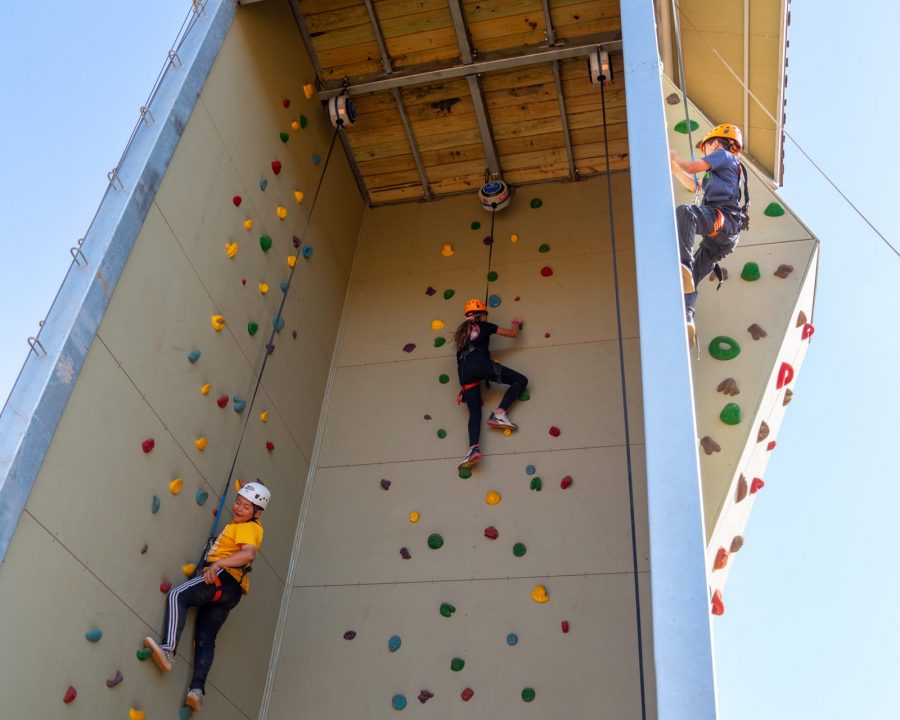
[409,511,420,523]
[226,242,239,258]
[181,563,196,577]
[129,709,145,720]
[486,490,501,506]
[287,255,297,268]
[200,383,211,395]
[194,437,208,451]
[243,218,253,231]
[276,205,288,220]
[531,584,549,603]
[441,243,454,257]
[258,282,269,295]
[303,83,315,99]
[260,410,270,423]
[294,190,304,203]
[168,478,184,495]
[291,120,300,131]
[503,428,513,437]
[211,315,226,332]
[510,233,519,243]
[431,319,445,331]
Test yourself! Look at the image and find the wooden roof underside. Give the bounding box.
[291,0,626,205]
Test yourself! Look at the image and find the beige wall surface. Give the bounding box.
[0,2,363,718]
[267,176,656,719]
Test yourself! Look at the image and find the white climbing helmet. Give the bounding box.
[238,482,271,510]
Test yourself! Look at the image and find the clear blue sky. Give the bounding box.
[1,2,897,718]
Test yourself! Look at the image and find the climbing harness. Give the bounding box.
[456,382,480,404]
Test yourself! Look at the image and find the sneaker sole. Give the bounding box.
[185,694,202,712]
[486,420,517,430]
[681,265,695,294]
[458,455,482,470]
[143,637,172,672]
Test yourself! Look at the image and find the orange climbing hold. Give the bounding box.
[750,477,765,494]
[200,383,211,395]
[194,437,208,451]
[168,478,183,495]
[211,315,226,332]
[776,361,794,389]
[711,589,725,616]
[129,709,146,720]
[713,547,729,570]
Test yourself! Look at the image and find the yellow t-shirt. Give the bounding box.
[206,520,264,593]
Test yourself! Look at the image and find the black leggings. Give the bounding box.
[458,353,528,446]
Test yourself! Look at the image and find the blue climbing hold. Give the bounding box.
[488,294,501,308]
[388,635,402,652]
[187,350,201,364]
[302,245,314,258]
[280,280,290,293]
[233,396,246,413]
[525,464,536,475]
[392,694,407,710]
[85,628,103,643]
[195,490,209,506]
[273,315,285,332]
[259,178,268,191]
[312,154,321,165]
[506,633,518,646]
[151,495,160,514]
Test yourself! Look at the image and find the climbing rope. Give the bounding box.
[598,68,648,720]
[202,126,341,556]
[483,210,496,305]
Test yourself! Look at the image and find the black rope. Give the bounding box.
[599,74,648,720]
[483,210,496,305]
[202,126,340,553]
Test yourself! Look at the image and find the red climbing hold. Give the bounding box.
[544,332,551,339]
[540,266,553,277]
[802,323,815,340]
[749,478,765,494]
[266,441,275,452]
[461,688,474,702]
[560,475,573,489]
[216,395,229,408]
[767,440,777,452]
[713,547,729,570]
[561,620,570,633]
[241,278,247,286]
[232,195,242,207]
[776,361,794,389]
[160,581,172,593]
[711,589,725,616]
[141,438,155,453]
[549,426,561,437]
[63,686,77,704]
[282,98,290,108]
[271,161,282,175]
[484,526,499,540]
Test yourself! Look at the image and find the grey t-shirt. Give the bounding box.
[701,148,741,208]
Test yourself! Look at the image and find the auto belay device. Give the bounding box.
[478,179,511,212]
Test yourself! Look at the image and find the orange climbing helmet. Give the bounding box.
[696,123,743,155]
[464,298,488,316]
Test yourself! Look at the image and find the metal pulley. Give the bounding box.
[588,48,612,88]
[478,179,511,212]
[328,94,356,128]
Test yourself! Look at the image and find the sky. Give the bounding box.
[0,2,898,718]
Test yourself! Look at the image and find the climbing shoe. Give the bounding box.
[686,312,696,348]
[486,412,517,430]
[185,688,203,711]
[458,445,482,469]
[681,263,695,294]
[143,637,174,672]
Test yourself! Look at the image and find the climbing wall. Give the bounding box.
[663,79,819,614]
[0,3,364,718]
[266,175,656,719]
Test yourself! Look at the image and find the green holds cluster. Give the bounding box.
[674,119,699,133]
[529,198,543,209]
[720,403,742,425]
[538,243,550,253]
[741,262,761,281]
[529,477,543,491]
[764,202,785,217]
[437,429,447,439]
[522,687,536,702]
[438,374,450,384]
[450,657,465,672]
[513,542,527,557]
[434,337,446,348]
[260,235,273,252]
[443,289,455,300]
[471,221,481,230]
[428,533,444,549]
[439,602,456,617]
[458,468,472,479]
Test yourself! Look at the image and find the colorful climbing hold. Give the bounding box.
[232,195,242,207]
[226,242,239,259]
[562,620,570,633]
[247,322,259,337]
[713,547,729,570]
[63,685,77,704]
[233,396,246,413]
[187,350,201,364]
[302,245,314,258]
[757,421,770,443]
[522,687,536,702]
[708,336,741,361]
[169,478,183,495]
[529,198,543,209]
[747,323,768,340]
[802,323,815,340]
[485,490,501,505]
[503,428,512,436]
[279,132,289,144]
[343,630,357,640]
[151,495,160,514]
[487,271,498,282]
[560,475,573,489]
[510,233,519,243]
[741,262,761,281]
[282,98,291,109]
[767,440,777,451]
[303,83,314,99]
[141,438,155,453]
[530,477,543,491]
[506,633,519,646]
[136,647,152,661]
[538,243,550,253]
[402,343,416,353]
[450,657,465,672]
[280,280,290,293]
[674,119,699,133]
[525,464,536,475]
[471,220,481,230]
[85,628,102,642]
[392,694,407,710]
[378,478,391,492]
[257,282,270,296]
[436,428,447,439]
[106,670,124,688]
[484,526,499,540]
[434,337,446,348]
[216,394,229,408]
[730,536,744,553]
[312,153,321,165]
[512,542,526,557]
[531,585,549,603]
[409,511,420,523]
[488,294,501,308]
[243,218,254,231]
[266,441,275,452]
[438,374,450,384]
[200,383,211,395]
[129,709,146,720]
[259,178,268,191]
[717,378,739,396]
[258,235,273,252]
[300,114,309,129]
[431,319,445,330]
[439,602,456,617]
[461,687,475,701]
[273,315,285,332]
[181,563,196,577]
[548,426,561,437]
[750,477,765,494]
[159,582,172,593]
[458,468,472,479]
[400,547,411,559]
[211,315,226,332]
[290,120,300,131]
[417,690,434,704]
[388,635,402,652]
[711,589,725,616]
[735,475,748,503]
[441,243,454,256]
[540,266,553,277]
[776,361,794,389]
[287,255,297,268]
[700,436,721,455]
[276,205,288,220]
[195,437,208,451]
[271,161,282,175]
[441,289,455,302]
[427,533,444,549]
[195,489,209,506]
[178,707,192,720]
[764,202,785,217]
[774,264,794,279]
[519,391,530,401]
[719,403,741,425]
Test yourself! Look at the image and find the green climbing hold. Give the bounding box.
[487,271,498,282]
[458,468,472,479]
[674,119,699,133]
[513,542,527,557]
[529,477,543,491]
[437,429,447,439]
[538,243,550,253]
[522,687,536,703]
[85,628,103,643]
[720,403,742,425]
[300,114,308,129]
[439,374,450,384]
[519,391,530,401]
[439,602,456,617]
[428,533,444,549]
[136,648,152,661]
[708,336,741,361]
[450,657,465,672]
[764,202,785,217]
[741,262,761,281]
[529,198,543,209]
[260,235,273,252]
[279,132,289,143]
[248,322,259,336]
[443,289,455,300]
[434,337,446,348]
[471,221,481,230]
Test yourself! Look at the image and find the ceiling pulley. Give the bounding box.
[478,179,511,212]
[328,94,357,128]
[588,48,613,88]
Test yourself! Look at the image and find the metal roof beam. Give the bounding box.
[391,88,432,201]
[289,0,323,74]
[551,60,577,180]
[336,126,371,206]
[363,0,394,75]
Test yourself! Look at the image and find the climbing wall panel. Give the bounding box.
[0,1,364,717]
[267,175,656,719]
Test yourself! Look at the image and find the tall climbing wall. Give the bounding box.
[0,2,363,718]
[266,175,656,718]
[664,79,819,614]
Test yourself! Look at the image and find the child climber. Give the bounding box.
[669,123,748,345]
[454,298,527,469]
[143,481,270,712]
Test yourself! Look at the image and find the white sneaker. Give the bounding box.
[486,412,517,430]
[686,313,696,348]
[185,688,203,711]
[143,636,174,672]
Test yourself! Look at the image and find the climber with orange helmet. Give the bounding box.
[669,123,749,345]
[453,298,527,469]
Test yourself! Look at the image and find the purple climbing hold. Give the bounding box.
[417,690,434,704]
[343,630,357,640]
[266,343,275,355]
[425,286,437,296]
[483,235,493,246]
[380,478,391,490]
[292,235,301,249]
[403,343,416,353]
[424,414,432,420]
[106,670,124,688]
[400,547,411,559]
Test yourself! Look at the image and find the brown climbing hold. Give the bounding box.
[750,477,765,493]
[747,323,768,340]
[461,688,474,702]
[796,310,808,328]
[711,589,725,616]
[735,475,748,503]
[730,536,744,553]
[774,264,794,279]
[484,526,499,540]
[63,686,77,704]
[783,389,794,406]
[717,378,740,396]
[713,547,729,570]
[757,421,770,443]
[700,436,721,455]
[140,544,149,555]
